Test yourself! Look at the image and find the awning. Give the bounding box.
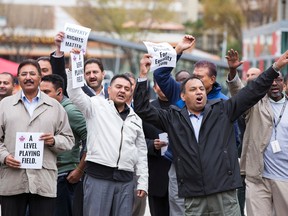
[0,57,19,77]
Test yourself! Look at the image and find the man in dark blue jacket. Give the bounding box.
[134,51,288,215]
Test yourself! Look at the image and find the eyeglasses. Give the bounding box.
[274,77,283,83]
[19,71,38,77]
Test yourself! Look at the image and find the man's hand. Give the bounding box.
[154,139,168,150]
[68,48,82,71]
[4,154,21,168]
[66,168,83,184]
[40,133,55,147]
[175,35,195,54]
[67,153,86,184]
[54,31,65,56]
[136,190,147,198]
[139,54,152,78]
[275,50,288,70]
[225,49,244,81]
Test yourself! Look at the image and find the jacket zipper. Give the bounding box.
[116,124,124,168]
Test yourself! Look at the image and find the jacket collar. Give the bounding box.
[12,90,53,107]
[180,99,222,130]
[207,82,228,100]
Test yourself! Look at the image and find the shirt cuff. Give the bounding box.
[226,73,239,83]
[51,50,64,58]
[138,77,147,82]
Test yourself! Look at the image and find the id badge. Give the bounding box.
[271,140,281,153]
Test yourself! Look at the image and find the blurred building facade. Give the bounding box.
[242,0,288,77]
[0,0,228,77]
[0,1,201,62]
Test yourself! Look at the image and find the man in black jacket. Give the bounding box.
[133,52,288,215]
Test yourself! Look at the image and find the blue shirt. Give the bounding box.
[21,89,40,117]
[263,96,288,181]
[188,111,204,142]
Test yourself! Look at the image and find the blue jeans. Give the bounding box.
[55,173,80,216]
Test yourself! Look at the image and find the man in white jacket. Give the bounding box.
[67,71,148,216]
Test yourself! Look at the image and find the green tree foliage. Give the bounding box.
[202,0,244,45]
[66,0,175,41]
[199,0,278,53]
[239,0,278,28]
[64,0,176,74]
[183,19,204,38]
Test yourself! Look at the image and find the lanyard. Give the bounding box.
[273,98,287,140]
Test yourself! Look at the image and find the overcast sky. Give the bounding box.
[1,0,77,6]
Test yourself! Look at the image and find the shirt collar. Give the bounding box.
[21,88,41,102]
[87,85,105,97]
[269,93,286,104]
[188,110,204,119]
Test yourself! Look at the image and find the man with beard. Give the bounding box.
[226,49,263,216]
[226,49,288,216]
[133,50,288,216]
[284,73,288,95]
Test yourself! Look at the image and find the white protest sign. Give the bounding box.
[143,41,177,71]
[14,132,44,169]
[70,52,85,88]
[60,23,91,53]
[159,132,169,156]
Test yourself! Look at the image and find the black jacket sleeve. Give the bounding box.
[225,66,279,121]
[134,80,169,132]
[50,52,68,97]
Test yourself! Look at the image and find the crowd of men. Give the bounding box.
[0,32,288,216]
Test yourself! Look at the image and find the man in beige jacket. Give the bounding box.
[226,49,288,216]
[0,59,74,216]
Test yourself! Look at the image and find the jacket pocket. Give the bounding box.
[175,157,184,185]
[223,148,232,176]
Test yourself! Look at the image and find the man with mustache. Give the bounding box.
[133,50,288,215]
[49,31,109,99]
[226,49,288,216]
[39,31,108,98]
[81,58,109,98]
[0,59,74,216]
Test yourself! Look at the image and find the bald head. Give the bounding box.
[246,68,261,82]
